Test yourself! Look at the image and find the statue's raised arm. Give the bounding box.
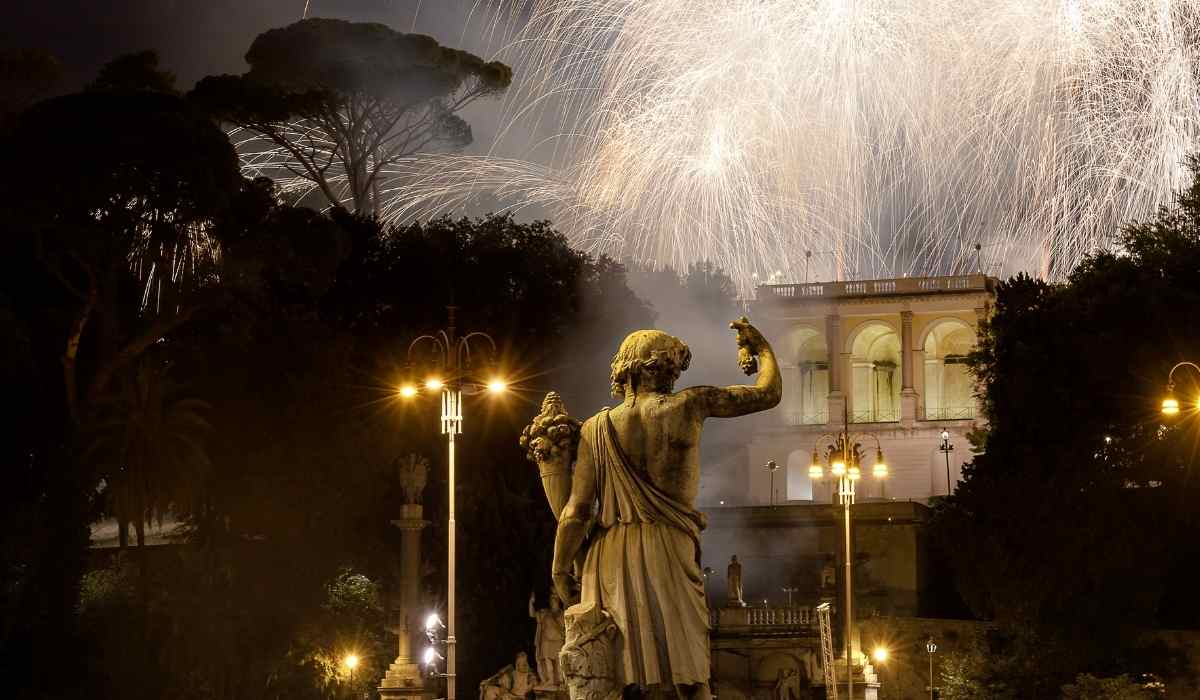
[682,316,782,418]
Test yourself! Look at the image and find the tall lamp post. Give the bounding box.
[925,638,937,700]
[401,306,508,700]
[808,410,888,700]
[938,430,954,495]
[1161,361,1200,416]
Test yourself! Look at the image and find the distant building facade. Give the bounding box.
[739,274,994,506]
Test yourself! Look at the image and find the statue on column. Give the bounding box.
[522,318,781,700]
[530,591,566,688]
[396,453,429,505]
[726,555,745,607]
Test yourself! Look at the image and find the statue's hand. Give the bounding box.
[553,572,580,608]
[730,316,768,375]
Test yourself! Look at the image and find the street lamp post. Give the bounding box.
[925,638,937,700]
[344,654,359,699]
[807,409,888,700]
[1162,361,1200,416]
[938,430,954,495]
[782,586,798,607]
[765,459,780,506]
[401,306,507,700]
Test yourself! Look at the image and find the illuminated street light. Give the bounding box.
[404,306,507,700]
[803,409,888,700]
[399,384,418,398]
[872,646,889,664]
[939,430,955,495]
[344,653,359,688]
[1161,362,1200,416]
[926,638,936,700]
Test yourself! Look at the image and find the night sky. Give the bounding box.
[2,1,473,91]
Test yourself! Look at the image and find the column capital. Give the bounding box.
[390,518,430,532]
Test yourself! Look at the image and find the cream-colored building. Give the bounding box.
[744,274,995,505]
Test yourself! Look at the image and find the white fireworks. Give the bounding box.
[267,1,1200,285]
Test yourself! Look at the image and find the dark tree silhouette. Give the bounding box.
[191,18,512,215]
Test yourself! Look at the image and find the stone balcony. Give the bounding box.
[757,274,993,301]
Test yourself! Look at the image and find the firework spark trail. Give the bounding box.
[250,0,1200,286]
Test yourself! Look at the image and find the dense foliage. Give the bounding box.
[0,50,648,699]
[932,158,1200,694]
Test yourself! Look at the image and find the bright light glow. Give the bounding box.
[873,449,888,478]
[399,385,417,398]
[344,654,359,670]
[350,0,1200,289]
[873,647,889,663]
[425,613,442,631]
[1162,397,1180,416]
[848,465,861,481]
[941,429,950,441]
[487,379,508,394]
[831,460,846,477]
[423,647,437,666]
[425,378,444,390]
[808,464,824,480]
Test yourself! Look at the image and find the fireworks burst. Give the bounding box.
[257,0,1200,285]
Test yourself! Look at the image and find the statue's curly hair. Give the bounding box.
[610,330,691,399]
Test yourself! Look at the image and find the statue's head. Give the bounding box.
[610,330,691,399]
[549,591,563,611]
[515,651,530,671]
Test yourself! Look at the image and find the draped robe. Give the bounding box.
[577,410,710,689]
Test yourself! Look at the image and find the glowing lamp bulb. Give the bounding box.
[831,460,846,477]
[399,385,417,398]
[808,464,824,480]
[425,613,442,631]
[1162,397,1180,416]
[425,378,444,390]
[873,647,889,663]
[345,654,359,670]
[423,647,436,666]
[848,465,861,481]
[487,379,507,394]
[873,449,888,478]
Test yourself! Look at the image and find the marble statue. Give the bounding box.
[523,317,781,700]
[530,591,567,688]
[726,555,745,607]
[480,652,539,700]
[773,668,802,700]
[395,453,429,505]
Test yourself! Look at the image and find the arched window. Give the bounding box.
[923,320,976,420]
[781,327,829,425]
[850,323,900,423]
[786,449,814,501]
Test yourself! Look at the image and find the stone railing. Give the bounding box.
[716,605,816,629]
[760,274,990,301]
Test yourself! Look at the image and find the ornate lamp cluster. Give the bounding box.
[808,434,888,494]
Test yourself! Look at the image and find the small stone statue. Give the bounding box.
[773,668,801,700]
[726,555,745,607]
[530,591,566,688]
[395,453,429,505]
[480,652,539,700]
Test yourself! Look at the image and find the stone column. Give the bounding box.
[826,314,844,424]
[900,311,917,426]
[381,457,437,700]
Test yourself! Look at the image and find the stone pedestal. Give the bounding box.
[380,504,433,700]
